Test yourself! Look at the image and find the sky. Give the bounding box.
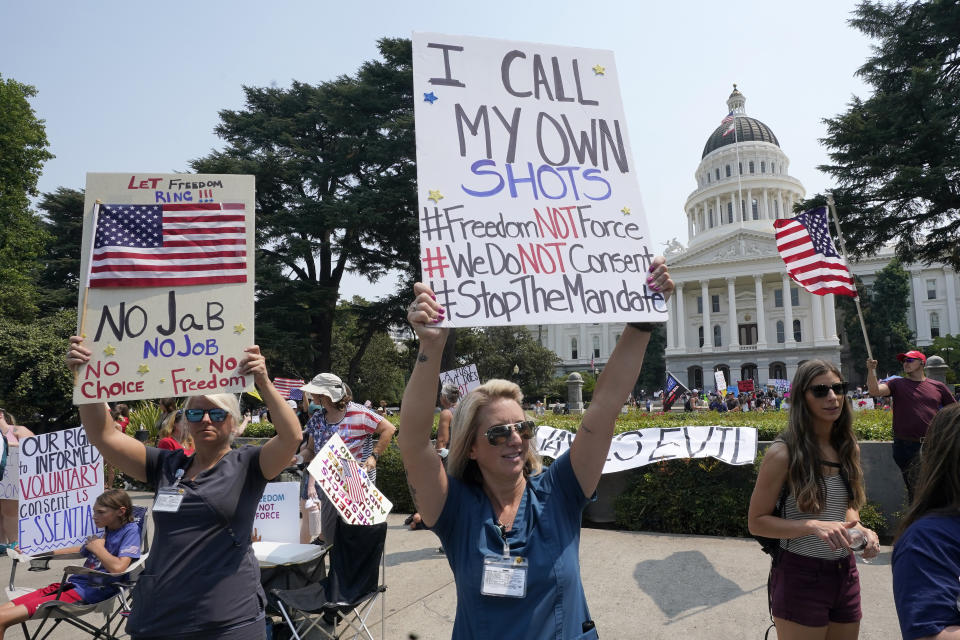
[1,0,875,301]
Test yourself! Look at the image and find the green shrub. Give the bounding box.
[375,440,416,514]
[127,401,165,442]
[858,501,888,537]
[242,421,277,438]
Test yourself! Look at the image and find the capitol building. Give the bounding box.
[532,86,960,390]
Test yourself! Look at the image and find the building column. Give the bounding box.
[945,268,959,335]
[754,275,767,347]
[600,324,610,362]
[701,280,712,352]
[763,188,771,219]
[715,196,722,227]
[665,295,675,350]
[675,283,686,350]
[811,291,824,343]
[727,277,739,349]
[579,324,588,363]
[911,272,928,342]
[824,293,839,342]
[746,188,753,220]
[777,191,784,219]
[782,273,796,348]
[687,211,694,240]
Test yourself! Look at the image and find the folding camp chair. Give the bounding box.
[4,504,151,640]
[271,519,387,640]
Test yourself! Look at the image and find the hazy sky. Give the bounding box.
[2,0,874,300]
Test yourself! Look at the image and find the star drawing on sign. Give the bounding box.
[423,91,438,104]
[621,206,631,216]
[159,378,165,383]
[137,363,150,375]
[592,64,605,76]
[428,190,444,203]
[234,323,246,334]
[103,344,117,356]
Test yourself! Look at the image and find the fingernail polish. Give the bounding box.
[433,316,442,324]
[438,306,446,314]
[430,294,437,300]
[650,284,661,292]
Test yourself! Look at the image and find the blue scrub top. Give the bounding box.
[431,451,598,640]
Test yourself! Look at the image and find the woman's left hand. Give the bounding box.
[240,345,268,383]
[860,527,881,559]
[363,456,377,473]
[647,256,675,301]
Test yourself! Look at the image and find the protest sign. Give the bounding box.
[18,427,104,555]
[0,449,18,500]
[738,379,755,392]
[536,424,757,473]
[73,173,256,404]
[253,481,299,543]
[412,33,665,327]
[307,434,392,525]
[769,379,791,393]
[714,370,727,395]
[853,397,875,411]
[439,364,480,398]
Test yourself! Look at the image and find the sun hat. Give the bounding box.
[300,373,346,402]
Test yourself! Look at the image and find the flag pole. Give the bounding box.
[825,193,873,361]
[74,200,102,385]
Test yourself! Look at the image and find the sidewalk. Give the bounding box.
[1,494,899,639]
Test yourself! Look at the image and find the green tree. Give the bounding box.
[810,1,960,268]
[191,38,418,374]
[0,75,54,321]
[635,324,667,396]
[449,327,560,400]
[330,297,406,405]
[838,259,914,377]
[36,187,85,312]
[928,334,960,384]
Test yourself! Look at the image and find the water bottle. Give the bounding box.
[847,528,873,564]
[304,498,322,540]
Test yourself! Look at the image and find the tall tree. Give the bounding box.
[449,327,560,399]
[191,38,418,374]
[0,75,53,321]
[36,187,85,313]
[811,1,960,268]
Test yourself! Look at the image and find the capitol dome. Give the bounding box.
[701,85,780,158]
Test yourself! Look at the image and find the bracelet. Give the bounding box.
[627,322,658,332]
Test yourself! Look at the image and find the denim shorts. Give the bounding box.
[770,549,861,626]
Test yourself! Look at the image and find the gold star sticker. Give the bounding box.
[103,345,117,356]
[592,64,605,76]
[196,366,203,372]
[621,206,631,215]
[234,323,246,334]
[159,378,166,383]
[81,333,87,339]
[137,363,150,375]
[428,189,444,203]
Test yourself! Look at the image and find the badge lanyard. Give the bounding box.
[152,468,186,512]
[481,522,527,598]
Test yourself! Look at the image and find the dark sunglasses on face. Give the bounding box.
[184,408,229,423]
[483,420,536,445]
[808,382,848,398]
[903,357,919,363]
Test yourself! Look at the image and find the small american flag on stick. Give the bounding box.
[273,378,306,400]
[339,457,371,506]
[773,206,857,298]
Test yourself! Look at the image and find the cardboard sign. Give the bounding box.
[737,380,755,392]
[252,481,299,543]
[306,434,392,525]
[0,449,19,500]
[73,173,256,404]
[412,33,665,326]
[18,427,104,555]
[536,425,757,472]
[439,364,480,398]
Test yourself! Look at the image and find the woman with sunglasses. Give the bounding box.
[65,336,302,640]
[399,258,673,639]
[748,360,880,640]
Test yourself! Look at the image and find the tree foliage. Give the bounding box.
[36,187,85,313]
[810,1,960,268]
[190,38,418,374]
[928,333,960,384]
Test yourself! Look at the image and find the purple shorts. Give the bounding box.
[770,549,861,627]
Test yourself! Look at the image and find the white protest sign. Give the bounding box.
[307,434,392,525]
[412,33,665,326]
[253,481,299,543]
[0,449,19,500]
[852,397,875,411]
[18,427,104,555]
[714,370,727,394]
[439,364,480,398]
[73,173,256,404]
[535,425,757,473]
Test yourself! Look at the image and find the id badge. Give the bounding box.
[481,555,527,598]
[153,487,185,512]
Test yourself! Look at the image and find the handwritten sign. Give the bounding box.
[769,379,791,393]
[73,172,256,404]
[714,370,727,395]
[412,33,665,326]
[18,427,104,555]
[306,434,392,525]
[0,449,19,500]
[439,364,480,398]
[853,397,875,411]
[253,481,299,543]
[535,425,758,473]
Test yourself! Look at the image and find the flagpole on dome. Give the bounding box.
[731,84,744,229]
[825,193,873,361]
[75,200,102,383]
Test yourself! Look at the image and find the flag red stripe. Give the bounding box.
[93,249,246,260]
[222,203,245,210]
[162,215,245,223]
[163,227,246,235]
[90,262,246,273]
[161,203,230,211]
[88,275,247,287]
[163,238,246,247]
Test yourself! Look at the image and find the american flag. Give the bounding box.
[87,203,247,288]
[773,206,857,297]
[720,111,735,137]
[339,456,370,506]
[273,378,305,400]
[664,371,688,407]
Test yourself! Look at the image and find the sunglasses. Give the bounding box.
[184,408,229,423]
[903,357,920,363]
[482,420,536,446]
[807,383,848,398]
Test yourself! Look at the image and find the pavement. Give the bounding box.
[1,492,901,640]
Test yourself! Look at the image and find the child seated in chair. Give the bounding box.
[0,489,141,639]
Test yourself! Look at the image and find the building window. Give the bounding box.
[931,312,941,338]
[738,162,743,175]
[793,319,802,342]
[752,199,759,220]
[774,199,780,218]
[774,289,783,308]
[571,337,578,360]
[727,202,733,223]
[614,333,620,344]
[713,325,722,347]
[742,199,748,221]
[776,320,785,343]
[749,161,755,174]
[771,162,776,174]
[592,335,600,358]
[698,325,704,347]
[741,363,757,382]
[708,208,714,228]
[791,287,799,306]
[725,165,731,178]
[761,161,766,173]
[715,168,720,180]
[689,366,703,390]
[707,173,711,184]
[711,294,720,313]
[769,362,786,380]
[927,278,937,300]
[697,296,703,314]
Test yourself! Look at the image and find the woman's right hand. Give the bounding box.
[66,335,91,373]
[807,519,859,551]
[407,282,448,346]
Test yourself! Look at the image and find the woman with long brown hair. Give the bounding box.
[892,403,960,639]
[748,359,880,639]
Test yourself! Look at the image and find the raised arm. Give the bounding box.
[865,359,890,397]
[570,257,673,497]
[66,336,148,482]
[241,346,303,479]
[397,283,449,527]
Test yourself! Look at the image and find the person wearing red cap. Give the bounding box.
[866,351,955,502]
